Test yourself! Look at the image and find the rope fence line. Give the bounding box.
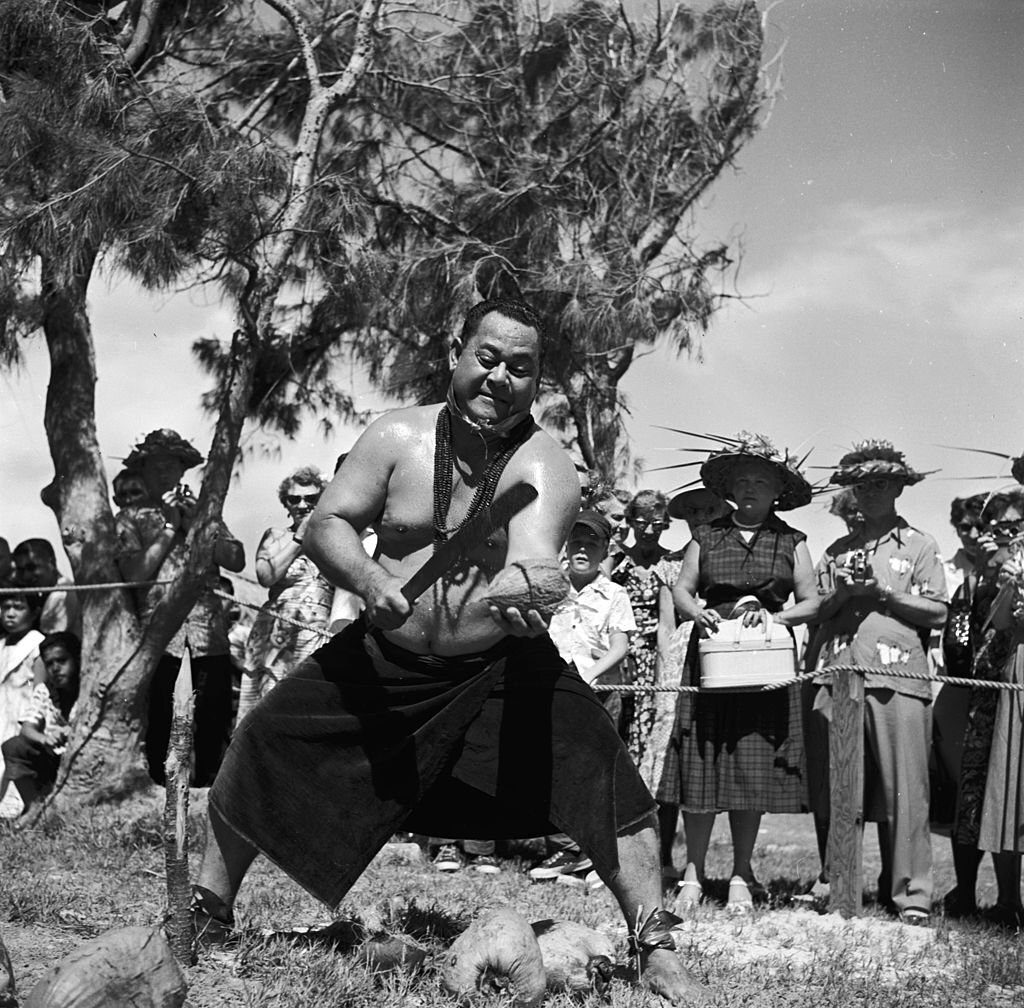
[7,580,1024,694]
[0,579,173,595]
[215,589,1024,694]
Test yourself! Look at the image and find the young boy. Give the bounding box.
[531,509,637,886]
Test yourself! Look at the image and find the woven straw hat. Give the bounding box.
[830,439,925,487]
[700,432,813,511]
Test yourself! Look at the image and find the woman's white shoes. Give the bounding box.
[726,876,754,914]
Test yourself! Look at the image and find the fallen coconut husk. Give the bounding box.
[441,907,546,1007]
[24,926,185,1008]
[531,919,616,994]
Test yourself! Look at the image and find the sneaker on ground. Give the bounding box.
[584,870,606,891]
[529,849,580,880]
[432,844,464,872]
[567,855,593,873]
[468,854,501,875]
[556,871,587,889]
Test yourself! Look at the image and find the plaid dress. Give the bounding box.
[657,514,807,812]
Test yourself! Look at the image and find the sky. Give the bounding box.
[2,0,1022,578]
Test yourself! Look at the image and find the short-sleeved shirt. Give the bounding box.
[116,505,236,658]
[548,573,637,685]
[19,681,75,753]
[813,518,948,699]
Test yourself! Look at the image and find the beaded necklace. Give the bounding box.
[432,404,533,545]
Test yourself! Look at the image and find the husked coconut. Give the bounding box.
[25,926,186,1008]
[531,919,616,993]
[441,907,546,1007]
[484,558,570,621]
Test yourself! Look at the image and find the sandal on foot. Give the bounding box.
[189,885,237,947]
[726,876,754,914]
[675,878,704,908]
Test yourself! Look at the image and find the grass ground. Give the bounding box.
[1,805,1021,1007]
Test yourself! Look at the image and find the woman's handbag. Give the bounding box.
[697,597,796,691]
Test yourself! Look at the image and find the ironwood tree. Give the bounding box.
[308,0,769,480]
[0,0,382,805]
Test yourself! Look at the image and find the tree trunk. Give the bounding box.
[39,249,158,804]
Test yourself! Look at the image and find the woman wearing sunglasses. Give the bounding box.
[240,466,332,723]
[937,488,1024,928]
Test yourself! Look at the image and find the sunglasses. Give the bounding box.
[284,493,320,507]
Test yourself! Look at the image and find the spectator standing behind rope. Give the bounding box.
[12,539,82,638]
[930,494,992,839]
[807,439,948,925]
[657,435,818,912]
[610,490,683,783]
[239,467,332,723]
[940,489,1024,928]
[115,428,245,787]
[0,588,45,819]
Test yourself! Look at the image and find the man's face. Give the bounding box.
[449,312,540,426]
[14,547,57,587]
[1,598,34,634]
[141,452,187,496]
[853,476,903,519]
[114,474,150,508]
[42,644,77,689]
[566,525,608,575]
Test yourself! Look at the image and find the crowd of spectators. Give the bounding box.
[3,431,1024,930]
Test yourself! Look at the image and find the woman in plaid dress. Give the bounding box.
[657,434,819,912]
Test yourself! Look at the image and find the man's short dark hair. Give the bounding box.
[13,538,56,563]
[40,631,81,665]
[457,299,547,371]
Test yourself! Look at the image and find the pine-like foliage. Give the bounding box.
[307,0,766,478]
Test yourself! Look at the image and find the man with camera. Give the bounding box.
[806,440,948,924]
[116,428,245,786]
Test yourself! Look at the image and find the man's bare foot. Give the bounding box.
[641,948,709,1005]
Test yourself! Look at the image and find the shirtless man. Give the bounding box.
[194,299,706,1004]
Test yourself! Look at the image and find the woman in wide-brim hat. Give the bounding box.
[667,486,733,526]
[656,432,820,912]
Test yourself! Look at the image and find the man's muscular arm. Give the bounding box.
[304,415,411,629]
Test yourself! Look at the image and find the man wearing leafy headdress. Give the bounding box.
[115,428,245,787]
[807,440,948,924]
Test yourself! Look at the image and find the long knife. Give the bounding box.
[400,483,539,604]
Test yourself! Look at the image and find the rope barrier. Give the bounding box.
[13,581,1021,695]
[0,579,173,596]
[218,587,1024,695]
[591,663,1024,694]
[212,588,334,643]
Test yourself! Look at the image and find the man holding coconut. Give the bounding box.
[194,298,706,1004]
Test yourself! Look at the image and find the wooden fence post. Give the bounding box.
[164,644,196,965]
[827,666,864,917]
